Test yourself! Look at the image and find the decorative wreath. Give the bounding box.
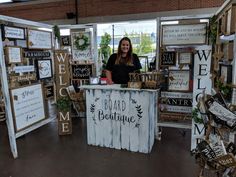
[74,34,89,51]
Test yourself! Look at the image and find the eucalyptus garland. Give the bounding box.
[74,34,89,51]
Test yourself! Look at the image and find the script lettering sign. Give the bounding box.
[10,84,46,132]
[71,64,93,80]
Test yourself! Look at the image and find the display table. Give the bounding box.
[80,84,158,153]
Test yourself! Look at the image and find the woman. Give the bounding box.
[105,37,142,84]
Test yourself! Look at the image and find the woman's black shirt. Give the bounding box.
[105,53,142,84]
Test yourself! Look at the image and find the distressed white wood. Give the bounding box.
[81,85,158,153]
[191,45,212,150]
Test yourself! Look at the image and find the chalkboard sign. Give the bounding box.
[160,51,176,66]
[71,64,93,80]
[27,29,52,49]
[10,84,46,132]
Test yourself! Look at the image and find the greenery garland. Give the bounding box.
[74,34,89,51]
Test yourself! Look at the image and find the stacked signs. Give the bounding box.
[194,92,236,175]
[160,92,192,121]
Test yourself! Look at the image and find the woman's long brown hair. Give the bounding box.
[115,37,133,66]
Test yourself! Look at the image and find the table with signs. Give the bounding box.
[80,84,158,153]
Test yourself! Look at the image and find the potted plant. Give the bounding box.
[56,96,71,113]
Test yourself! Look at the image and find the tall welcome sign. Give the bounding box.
[191,45,212,150]
[54,50,72,135]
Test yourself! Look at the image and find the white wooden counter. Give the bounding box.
[80,84,158,153]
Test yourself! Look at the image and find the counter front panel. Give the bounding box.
[82,85,157,153]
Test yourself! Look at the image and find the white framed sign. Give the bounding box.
[168,70,190,91]
[5,46,22,63]
[162,23,207,46]
[27,29,52,49]
[71,31,92,61]
[10,84,46,132]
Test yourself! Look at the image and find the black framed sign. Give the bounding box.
[160,51,176,66]
[219,63,232,84]
[1,25,25,40]
[35,59,53,80]
[71,64,93,80]
[61,36,71,46]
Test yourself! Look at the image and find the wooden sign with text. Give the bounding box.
[160,51,176,66]
[54,50,72,135]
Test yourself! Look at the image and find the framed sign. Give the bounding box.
[10,84,46,132]
[160,51,176,66]
[71,31,92,61]
[27,29,52,49]
[162,23,207,46]
[219,63,232,84]
[178,52,192,65]
[61,36,71,46]
[35,59,53,80]
[15,39,27,48]
[1,25,25,40]
[5,46,22,64]
[71,64,93,80]
[168,70,190,91]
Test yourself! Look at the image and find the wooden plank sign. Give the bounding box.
[160,51,176,66]
[83,86,157,153]
[71,64,93,80]
[5,46,22,64]
[160,92,193,114]
[10,84,46,132]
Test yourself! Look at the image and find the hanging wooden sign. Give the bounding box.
[61,36,71,46]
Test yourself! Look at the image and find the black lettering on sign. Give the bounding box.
[71,64,93,80]
[160,51,176,66]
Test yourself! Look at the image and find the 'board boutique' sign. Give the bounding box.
[90,97,143,127]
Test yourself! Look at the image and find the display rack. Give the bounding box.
[0,15,56,158]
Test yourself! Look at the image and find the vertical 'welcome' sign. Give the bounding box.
[54,50,72,135]
[191,45,212,150]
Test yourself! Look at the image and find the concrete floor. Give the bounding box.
[0,117,199,177]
